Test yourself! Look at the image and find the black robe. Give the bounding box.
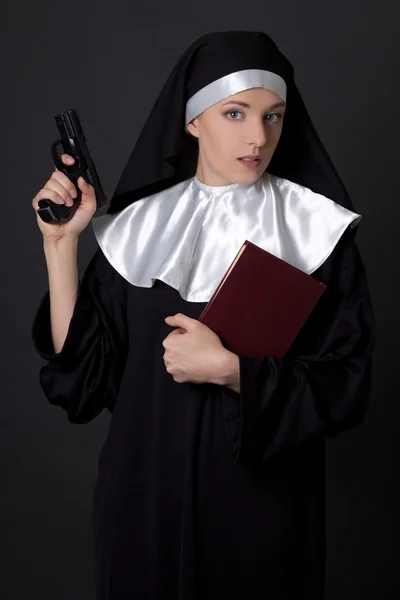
[32,227,375,600]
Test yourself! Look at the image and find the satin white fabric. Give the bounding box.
[185,69,287,125]
[92,173,361,303]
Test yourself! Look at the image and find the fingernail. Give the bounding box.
[70,188,77,198]
[67,197,73,206]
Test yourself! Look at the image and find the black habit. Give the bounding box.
[32,30,375,600]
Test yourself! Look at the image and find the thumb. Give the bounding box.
[165,313,196,330]
[78,176,94,195]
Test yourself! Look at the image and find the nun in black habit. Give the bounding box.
[32,31,375,600]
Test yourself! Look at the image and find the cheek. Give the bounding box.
[264,125,283,150]
[202,128,231,161]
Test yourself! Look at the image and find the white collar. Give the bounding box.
[92,173,361,302]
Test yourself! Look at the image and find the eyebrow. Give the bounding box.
[221,100,286,110]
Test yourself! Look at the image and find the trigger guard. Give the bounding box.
[51,140,80,174]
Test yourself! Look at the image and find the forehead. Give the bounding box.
[222,87,285,105]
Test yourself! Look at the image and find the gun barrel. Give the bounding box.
[55,109,84,140]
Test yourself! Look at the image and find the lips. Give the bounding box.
[239,155,261,161]
[238,156,262,170]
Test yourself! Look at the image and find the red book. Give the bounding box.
[198,240,327,359]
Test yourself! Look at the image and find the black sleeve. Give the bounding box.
[31,248,129,424]
[220,229,376,464]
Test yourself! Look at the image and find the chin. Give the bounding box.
[234,167,265,184]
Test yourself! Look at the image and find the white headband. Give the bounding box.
[185,69,287,126]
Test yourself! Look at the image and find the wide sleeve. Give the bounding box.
[31,248,129,424]
[220,228,376,463]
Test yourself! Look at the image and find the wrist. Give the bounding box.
[44,234,79,252]
[213,349,240,389]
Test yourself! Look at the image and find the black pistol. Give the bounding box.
[37,109,107,224]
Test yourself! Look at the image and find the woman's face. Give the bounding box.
[186,87,286,186]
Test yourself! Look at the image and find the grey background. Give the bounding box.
[1,0,398,598]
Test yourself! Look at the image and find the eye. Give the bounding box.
[265,112,283,123]
[225,110,243,120]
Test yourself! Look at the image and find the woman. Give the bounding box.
[31,31,375,600]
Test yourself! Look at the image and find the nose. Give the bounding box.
[244,118,268,148]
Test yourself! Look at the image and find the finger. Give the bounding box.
[44,180,74,206]
[55,154,75,171]
[33,188,65,208]
[162,330,181,348]
[51,170,77,197]
[61,154,75,165]
[77,176,95,196]
[170,328,185,335]
[165,313,193,330]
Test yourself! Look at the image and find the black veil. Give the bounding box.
[108,31,355,218]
